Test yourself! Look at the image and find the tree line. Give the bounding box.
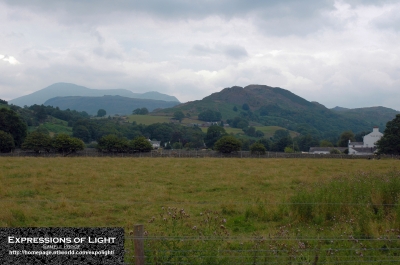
[0,99,399,155]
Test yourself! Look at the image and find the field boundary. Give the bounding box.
[0,149,398,159]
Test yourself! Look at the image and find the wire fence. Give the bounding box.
[1,149,399,159]
[1,197,399,264]
[123,225,400,265]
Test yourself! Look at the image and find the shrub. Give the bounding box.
[250,142,266,155]
[97,134,129,152]
[22,131,52,153]
[53,134,84,154]
[330,148,341,154]
[214,136,242,153]
[284,146,294,153]
[130,136,153,152]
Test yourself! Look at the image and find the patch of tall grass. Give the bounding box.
[290,170,400,236]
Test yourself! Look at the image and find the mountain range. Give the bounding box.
[9,82,180,107]
[6,82,399,136]
[44,95,179,116]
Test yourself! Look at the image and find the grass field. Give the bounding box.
[201,125,298,138]
[0,158,397,228]
[1,157,399,263]
[127,115,172,125]
[29,118,72,136]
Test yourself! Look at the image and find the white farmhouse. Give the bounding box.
[363,127,383,147]
[348,127,383,155]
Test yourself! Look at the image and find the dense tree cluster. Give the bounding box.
[96,135,153,152]
[133,108,149,115]
[198,109,222,122]
[25,105,89,126]
[227,117,249,129]
[21,132,84,154]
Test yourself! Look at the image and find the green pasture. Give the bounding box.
[200,125,297,138]
[29,118,72,136]
[0,158,398,229]
[127,115,171,125]
[1,157,399,263]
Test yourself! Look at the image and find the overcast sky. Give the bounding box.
[1,0,399,109]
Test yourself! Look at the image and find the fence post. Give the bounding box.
[134,224,145,265]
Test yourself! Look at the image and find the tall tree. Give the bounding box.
[97,109,107,117]
[0,108,27,147]
[73,125,91,143]
[204,125,227,148]
[377,114,400,155]
[337,131,355,147]
[173,110,185,122]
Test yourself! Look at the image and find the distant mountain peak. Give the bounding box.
[331,106,350,112]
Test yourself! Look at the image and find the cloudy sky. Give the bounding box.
[1,0,399,109]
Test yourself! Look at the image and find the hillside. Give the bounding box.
[331,106,399,127]
[44,95,179,115]
[9,82,180,107]
[156,84,385,136]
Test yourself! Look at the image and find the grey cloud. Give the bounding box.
[93,47,122,60]
[4,0,331,17]
[92,30,105,44]
[222,45,248,59]
[191,44,214,55]
[371,7,400,31]
[191,44,248,59]
[3,0,335,36]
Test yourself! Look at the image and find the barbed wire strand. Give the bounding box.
[0,198,398,206]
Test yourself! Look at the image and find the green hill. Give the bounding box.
[331,106,399,128]
[155,85,383,136]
